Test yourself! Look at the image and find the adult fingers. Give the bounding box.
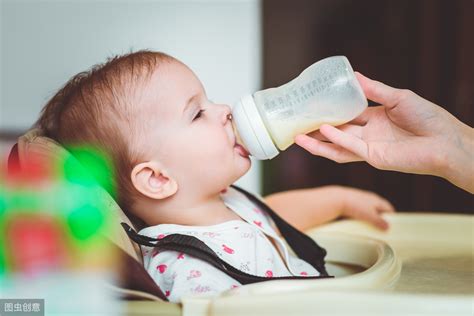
[347,106,382,126]
[294,134,362,163]
[305,130,328,142]
[319,124,368,160]
[337,124,363,138]
[306,123,362,140]
[355,72,400,109]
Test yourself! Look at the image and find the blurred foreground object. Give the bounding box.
[0,146,121,315]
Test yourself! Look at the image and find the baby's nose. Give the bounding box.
[219,104,232,124]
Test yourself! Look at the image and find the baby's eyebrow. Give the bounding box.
[182,94,200,116]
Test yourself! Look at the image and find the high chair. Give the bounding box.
[7,129,471,316]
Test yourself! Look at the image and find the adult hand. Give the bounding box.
[295,72,474,193]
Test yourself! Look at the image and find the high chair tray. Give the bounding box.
[125,212,473,316]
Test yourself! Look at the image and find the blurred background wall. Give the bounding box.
[261,0,473,213]
[0,0,262,193]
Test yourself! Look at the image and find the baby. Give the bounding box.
[36,51,394,302]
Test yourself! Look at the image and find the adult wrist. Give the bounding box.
[442,122,474,193]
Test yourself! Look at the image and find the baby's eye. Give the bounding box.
[193,109,206,121]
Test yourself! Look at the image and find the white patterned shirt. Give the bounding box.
[139,186,319,302]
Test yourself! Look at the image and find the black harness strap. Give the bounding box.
[122,223,332,285]
[121,185,333,286]
[230,185,330,276]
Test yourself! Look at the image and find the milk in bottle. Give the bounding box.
[231,56,367,160]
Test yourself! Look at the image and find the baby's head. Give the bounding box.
[37,51,251,227]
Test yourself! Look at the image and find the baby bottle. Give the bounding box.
[232,56,368,160]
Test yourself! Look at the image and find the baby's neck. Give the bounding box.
[141,192,242,227]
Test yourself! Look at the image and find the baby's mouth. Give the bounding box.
[233,135,250,158]
[235,143,250,157]
[229,114,250,157]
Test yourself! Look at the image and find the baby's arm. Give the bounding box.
[144,249,241,302]
[264,186,395,232]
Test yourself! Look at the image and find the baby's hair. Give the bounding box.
[36,50,175,227]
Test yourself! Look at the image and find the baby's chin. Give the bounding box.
[212,155,251,192]
[238,155,252,173]
[233,160,252,182]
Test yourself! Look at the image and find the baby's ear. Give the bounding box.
[131,161,178,200]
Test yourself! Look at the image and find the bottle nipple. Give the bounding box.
[231,119,251,157]
[231,120,244,148]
